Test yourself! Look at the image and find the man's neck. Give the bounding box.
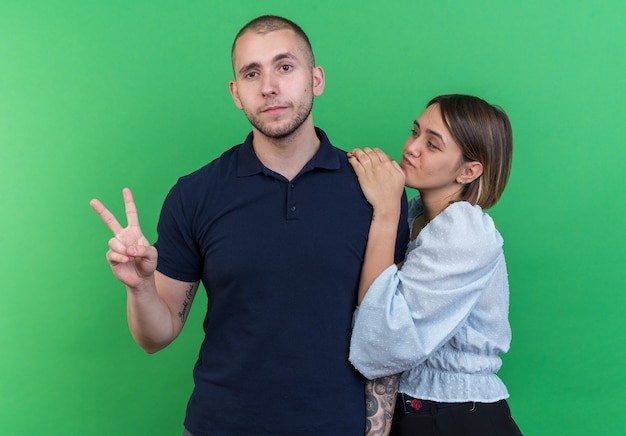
[252,122,320,181]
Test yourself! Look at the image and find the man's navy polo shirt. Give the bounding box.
[154,128,409,435]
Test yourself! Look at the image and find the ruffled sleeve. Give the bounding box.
[349,202,504,379]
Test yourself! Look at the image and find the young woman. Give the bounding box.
[348,95,522,435]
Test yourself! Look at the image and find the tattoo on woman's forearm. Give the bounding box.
[365,375,400,436]
[177,284,196,323]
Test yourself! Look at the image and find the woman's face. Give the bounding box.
[400,104,468,197]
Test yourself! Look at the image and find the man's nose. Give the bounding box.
[261,73,278,96]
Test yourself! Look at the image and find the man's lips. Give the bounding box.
[261,105,288,114]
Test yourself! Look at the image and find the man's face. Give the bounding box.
[229,29,324,139]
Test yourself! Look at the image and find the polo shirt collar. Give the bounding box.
[237,127,340,177]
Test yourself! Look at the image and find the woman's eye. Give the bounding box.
[410,128,419,137]
[428,141,440,150]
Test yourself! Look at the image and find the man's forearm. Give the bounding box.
[365,374,400,436]
[125,277,179,354]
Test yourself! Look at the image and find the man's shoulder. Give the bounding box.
[178,144,241,182]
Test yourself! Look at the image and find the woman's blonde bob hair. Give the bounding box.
[429,94,513,210]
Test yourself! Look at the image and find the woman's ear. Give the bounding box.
[457,161,483,184]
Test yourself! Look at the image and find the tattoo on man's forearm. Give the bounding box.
[365,374,401,436]
[177,284,196,322]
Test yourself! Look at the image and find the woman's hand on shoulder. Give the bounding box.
[348,148,405,216]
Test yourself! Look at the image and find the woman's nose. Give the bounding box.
[405,138,421,156]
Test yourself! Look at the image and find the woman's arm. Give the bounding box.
[350,203,505,378]
[348,148,405,303]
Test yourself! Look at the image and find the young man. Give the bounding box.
[91,15,408,435]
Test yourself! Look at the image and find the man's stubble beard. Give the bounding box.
[244,96,314,140]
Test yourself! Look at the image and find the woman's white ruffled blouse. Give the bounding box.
[349,198,511,402]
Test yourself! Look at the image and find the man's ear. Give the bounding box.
[457,161,483,184]
[312,66,325,97]
[229,80,243,110]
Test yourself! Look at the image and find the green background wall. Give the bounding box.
[1,1,624,434]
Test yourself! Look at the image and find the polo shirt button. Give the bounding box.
[290,183,295,188]
[290,205,296,211]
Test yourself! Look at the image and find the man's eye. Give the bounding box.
[245,72,258,78]
[280,65,293,72]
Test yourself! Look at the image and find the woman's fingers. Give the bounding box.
[351,147,391,165]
